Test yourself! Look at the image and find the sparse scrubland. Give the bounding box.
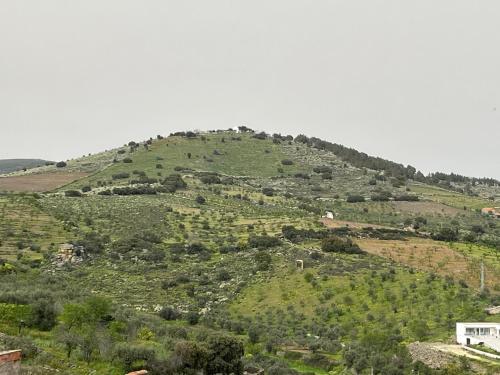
[1,129,500,374]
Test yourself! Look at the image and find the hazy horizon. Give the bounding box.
[1,1,499,179]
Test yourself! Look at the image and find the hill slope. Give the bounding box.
[1,129,499,375]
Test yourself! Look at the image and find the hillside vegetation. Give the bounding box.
[1,128,499,375]
[0,159,51,174]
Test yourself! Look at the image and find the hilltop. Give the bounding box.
[0,128,499,374]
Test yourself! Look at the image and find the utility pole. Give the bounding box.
[480,259,485,293]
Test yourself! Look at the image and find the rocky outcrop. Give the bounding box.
[52,243,85,267]
[408,342,454,369]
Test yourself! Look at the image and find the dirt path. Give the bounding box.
[431,343,499,364]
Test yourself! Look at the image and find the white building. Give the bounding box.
[323,211,334,219]
[456,322,500,351]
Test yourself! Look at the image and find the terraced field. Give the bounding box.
[0,195,70,260]
[357,238,500,292]
[0,171,88,192]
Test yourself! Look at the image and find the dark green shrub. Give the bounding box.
[29,299,57,331]
[161,174,187,192]
[186,311,199,325]
[321,236,363,254]
[313,166,333,174]
[393,194,419,201]
[371,191,392,201]
[262,187,274,196]
[252,132,267,140]
[200,173,221,184]
[219,245,241,254]
[114,343,156,372]
[432,227,458,242]
[186,242,209,255]
[170,341,209,374]
[29,243,41,251]
[294,173,309,179]
[217,269,231,281]
[321,173,333,180]
[255,251,272,271]
[112,185,157,195]
[248,235,281,249]
[294,134,310,143]
[112,172,130,180]
[159,306,180,321]
[282,225,328,243]
[346,195,365,203]
[248,325,261,344]
[205,334,244,375]
[471,225,485,234]
[75,231,109,254]
[64,190,82,197]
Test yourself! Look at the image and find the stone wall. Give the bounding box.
[0,350,21,375]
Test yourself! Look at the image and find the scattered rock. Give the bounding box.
[408,342,454,369]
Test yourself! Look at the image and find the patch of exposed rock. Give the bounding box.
[408,342,455,369]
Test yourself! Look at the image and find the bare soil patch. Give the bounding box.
[357,238,500,291]
[0,172,88,192]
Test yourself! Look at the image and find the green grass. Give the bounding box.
[65,133,312,189]
[0,194,71,261]
[231,262,489,343]
[411,183,492,210]
[450,242,500,292]
[281,358,331,375]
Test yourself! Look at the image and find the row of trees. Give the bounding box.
[294,133,499,186]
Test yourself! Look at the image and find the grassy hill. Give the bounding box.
[1,129,499,374]
[0,159,51,174]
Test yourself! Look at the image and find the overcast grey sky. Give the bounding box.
[1,1,499,178]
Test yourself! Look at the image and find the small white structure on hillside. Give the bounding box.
[456,322,500,352]
[323,211,334,219]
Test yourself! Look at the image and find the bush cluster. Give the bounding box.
[346,195,365,203]
[321,236,363,254]
[248,235,281,249]
[161,174,187,192]
[112,172,130,180]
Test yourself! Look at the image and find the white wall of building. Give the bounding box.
[456,322,500,346]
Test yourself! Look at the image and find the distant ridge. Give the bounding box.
[0,159,52,174]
